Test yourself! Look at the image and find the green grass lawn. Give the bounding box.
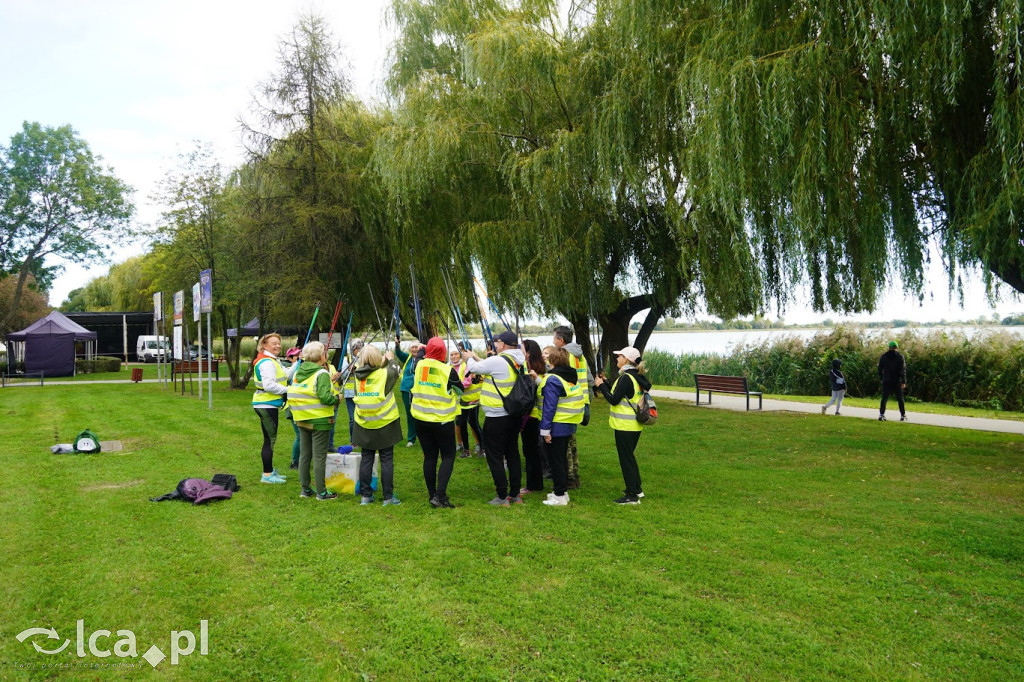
[1,383,1022,680]
[653,384,1024,422]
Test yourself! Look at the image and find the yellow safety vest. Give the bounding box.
[353,368,399,428]
[568,353,591,404]
[479,352,519,409]
[410,358,459,423]
[551,375,585,424]
[252,356,287,407]
[457,362,481,407]
[530,374,549,419]
[608,373,643,432]
[327,363,343,397]
[343,361,357,395]
[287,369,334,421]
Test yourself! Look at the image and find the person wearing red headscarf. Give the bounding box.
[410,337,464,508]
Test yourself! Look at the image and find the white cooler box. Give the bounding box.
[325,452,378,495]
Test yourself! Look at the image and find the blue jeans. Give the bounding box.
[346,397,356,442]
[290,417,301,466]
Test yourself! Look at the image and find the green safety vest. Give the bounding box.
[608,373,643,432]
[252,355,287,407]
[479,352,519,410]
[410,358,458,423]
[353,368,399,428]
[568,353,591,405]
[287,369,334,421]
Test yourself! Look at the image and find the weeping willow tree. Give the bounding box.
[597,0,1024,309]
[376,0,737,367]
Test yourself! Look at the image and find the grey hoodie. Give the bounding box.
[563,341,595,396]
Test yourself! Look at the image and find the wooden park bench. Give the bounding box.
[172,360,220,380]
[693,374,763,411]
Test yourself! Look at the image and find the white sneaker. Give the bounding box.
[545,492,557,501]
[543,494,569,506]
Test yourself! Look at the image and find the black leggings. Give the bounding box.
[544,435,570,496]
[254,408,279,474]
[614,429,643,495]
[415,419,457,498]
[456,404,484,449]
[521,417,544,491]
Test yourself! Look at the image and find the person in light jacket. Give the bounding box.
[821,358,847,416]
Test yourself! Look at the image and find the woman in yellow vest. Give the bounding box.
[411,337,463,508]
[252,333,297,484]
[288,341,342,501]
[593,346,652,505]
[451,348,484,458]
[535,347,584,506]
[352,344,403,505]
[520,339,548,495]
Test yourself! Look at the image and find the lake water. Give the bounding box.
[398,326,1023,357]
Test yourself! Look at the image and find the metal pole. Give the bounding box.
[207,312,213,409]
[198,314,203,400]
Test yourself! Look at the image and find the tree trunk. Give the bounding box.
[597,295,664,380]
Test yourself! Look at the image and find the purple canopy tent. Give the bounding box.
[6,311,97,377]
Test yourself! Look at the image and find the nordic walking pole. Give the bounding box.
[303,301,322,347]
[325,300,344,353]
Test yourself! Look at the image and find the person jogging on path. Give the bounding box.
[463,330,526,506]
[878,341,907,422]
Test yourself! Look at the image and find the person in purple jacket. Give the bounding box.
[534,346,584,506]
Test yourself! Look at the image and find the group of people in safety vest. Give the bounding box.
[251,323,653,506]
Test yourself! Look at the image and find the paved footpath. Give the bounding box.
[652,388,1024,436]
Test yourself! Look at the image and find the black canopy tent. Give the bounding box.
[6,311,97,377]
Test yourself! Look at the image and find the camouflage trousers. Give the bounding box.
[567,433,580,488]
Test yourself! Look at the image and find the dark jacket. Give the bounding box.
[829,359,847,392]
[596,367,652,406]
[539,365,579,438]
[878,349,906,386]
[351,362,404,451]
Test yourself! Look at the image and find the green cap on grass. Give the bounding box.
[888,340,898,349]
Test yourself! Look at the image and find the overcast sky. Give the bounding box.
[1,0,1020,324]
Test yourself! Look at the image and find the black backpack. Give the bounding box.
[490,355,537,418]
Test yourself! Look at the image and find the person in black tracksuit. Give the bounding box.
[878,341,907,422]
[593,347,653,504]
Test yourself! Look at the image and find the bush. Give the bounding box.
[0,360,25,374]
[75,356,122,374]
[645,327,1024,411]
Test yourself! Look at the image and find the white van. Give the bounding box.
[136,335,170,362]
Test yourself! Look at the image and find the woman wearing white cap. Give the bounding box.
[592,346,652,505]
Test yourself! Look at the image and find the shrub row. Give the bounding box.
[644,327,1024,411]
[75,357,122,374]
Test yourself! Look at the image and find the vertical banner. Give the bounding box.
[174,291,184,326]
[200,269,213,313]
[173,326,183,361]
[153,292,163,321]
[193,282,203,399]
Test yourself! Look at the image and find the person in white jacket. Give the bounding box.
[463,330,526,506]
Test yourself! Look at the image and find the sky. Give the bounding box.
[1,0,1020,325]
